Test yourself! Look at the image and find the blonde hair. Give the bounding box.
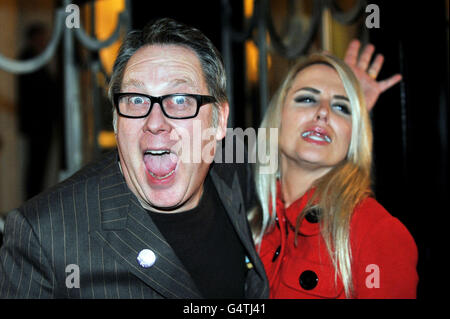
[250,53,373,298]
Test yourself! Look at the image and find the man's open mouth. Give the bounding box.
[143,149,178,180]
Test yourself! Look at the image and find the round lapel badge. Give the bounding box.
[137,249,156,268]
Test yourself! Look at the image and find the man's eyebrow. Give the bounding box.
[121,79,145,89]
[170,78,190,85]
[121,78,194,90]
[167,78,198,89]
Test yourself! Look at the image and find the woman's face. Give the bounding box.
[279,64,353,173]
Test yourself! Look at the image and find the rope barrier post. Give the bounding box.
[257,0,269,122]
[221,0,234,128]
[60,0,82,180]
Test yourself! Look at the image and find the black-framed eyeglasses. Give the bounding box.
[113,92,217,119]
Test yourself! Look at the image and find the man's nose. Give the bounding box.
[143,103,171,134]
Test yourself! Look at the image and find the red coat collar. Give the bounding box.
[276,180,320,237]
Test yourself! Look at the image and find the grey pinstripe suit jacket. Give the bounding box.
[0,150,269,298]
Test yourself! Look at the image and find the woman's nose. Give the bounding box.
[314,101,330,123]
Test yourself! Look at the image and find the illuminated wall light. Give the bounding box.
[93,0,124,149]
[98,130,116,148]
[244,0,272,84]
[244,0,257,83]
[245,41,258,83]
[244,0,253,18]
[95,0,125,75]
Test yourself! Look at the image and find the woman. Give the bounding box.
[252,52,418,298]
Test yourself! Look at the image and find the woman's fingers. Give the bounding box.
[367,54,384,79]
[378,74,403,93]
[344,39,360,66]
[357,43,375,70]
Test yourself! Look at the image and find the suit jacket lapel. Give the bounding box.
[90,157,202,299]
[209,167,266,283]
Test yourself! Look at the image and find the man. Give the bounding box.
[0,18,268,299]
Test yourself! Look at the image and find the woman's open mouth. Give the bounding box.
[301,130,332,144]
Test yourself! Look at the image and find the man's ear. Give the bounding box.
[113,110,118,134]
[215,102,229,141]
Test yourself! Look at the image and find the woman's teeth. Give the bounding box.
[301,131,332,143]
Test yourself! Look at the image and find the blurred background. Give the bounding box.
[0,0,448,299]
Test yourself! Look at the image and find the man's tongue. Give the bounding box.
[144,153,177,178]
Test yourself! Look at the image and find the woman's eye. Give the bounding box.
[333,104,351,115]
[294,95,316,104]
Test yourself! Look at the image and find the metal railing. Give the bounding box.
[220,0,366,125]
[1,0,366,175]
[0,0,131,178]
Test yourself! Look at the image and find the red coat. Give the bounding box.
[259,189,418,299]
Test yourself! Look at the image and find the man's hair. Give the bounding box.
[109,18,227,130]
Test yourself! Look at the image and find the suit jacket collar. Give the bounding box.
[91,153,202,298]
[90,150,264,298]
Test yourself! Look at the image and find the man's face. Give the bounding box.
[116,44,228,213]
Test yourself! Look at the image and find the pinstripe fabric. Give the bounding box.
[0,150,268,299]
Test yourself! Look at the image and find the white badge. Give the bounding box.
[137,249,156,268]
